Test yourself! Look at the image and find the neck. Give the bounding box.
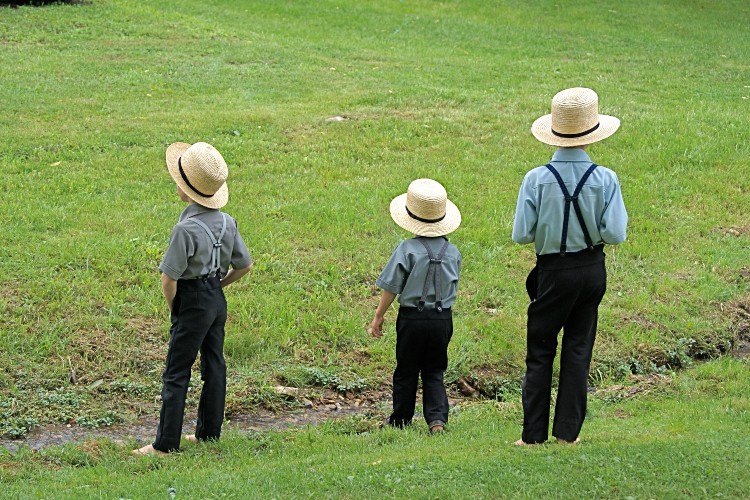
[558,145,589,151]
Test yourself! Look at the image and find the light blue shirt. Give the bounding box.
[512,148,628,255]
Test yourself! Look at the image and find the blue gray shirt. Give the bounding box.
[159,204,252,280]
[512,148,628,255]
[376,237,462,309]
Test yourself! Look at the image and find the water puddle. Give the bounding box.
[732,341,750,359]
[0,405,373,453]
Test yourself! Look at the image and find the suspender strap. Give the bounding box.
[187,213,227,278]
[544,163,599,256]
[417,237,450,312]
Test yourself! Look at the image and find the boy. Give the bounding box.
[369,178,462,433]
[134,142,252,455]
[511,88,628,445]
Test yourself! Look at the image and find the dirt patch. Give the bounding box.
[64,318,166,384]
[464,366,521,400]
[732,341,750,359]
[592,374,674,403]
[722,299,750,357]
[718,225,750,237]
[625,314,670,333]
[612,408,634,419]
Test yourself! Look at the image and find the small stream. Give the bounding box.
[0,404,376,454]
[3,343,748,455]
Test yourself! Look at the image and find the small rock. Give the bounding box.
[326,404,337,411]
[302,398,314,409]
[325,116,346,122]
[335,403,342,411]
[273,386,301,398]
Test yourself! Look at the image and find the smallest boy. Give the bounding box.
[370,179,462,433]
[135,142,252,456]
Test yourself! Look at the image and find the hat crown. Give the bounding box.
[180,142,228,196]
[550,87,600,135]
[405,179,447,221]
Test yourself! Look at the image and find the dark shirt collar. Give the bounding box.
[178,203,217,222]
[551,148,592,163]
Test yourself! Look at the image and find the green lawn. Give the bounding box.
[2,358,749,498]
[0,0,749,447]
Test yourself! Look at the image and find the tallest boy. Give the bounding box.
[511,88,628,445]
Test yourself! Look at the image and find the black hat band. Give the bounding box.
[551,122,600,138]
[179,157,215,198]
[406,206,446,224]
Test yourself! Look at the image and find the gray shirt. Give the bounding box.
[376,237,462,309]
[512,148,628,255]
[159,204,252,280]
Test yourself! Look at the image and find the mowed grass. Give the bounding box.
[0,0,749,430]
[1,358,749,498]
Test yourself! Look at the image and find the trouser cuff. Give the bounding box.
[522,427,549,444]
[552,421,580,442]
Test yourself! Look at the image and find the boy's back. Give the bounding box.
[376,237,462,310]
[160,204,251,281]
[512,148,627,256]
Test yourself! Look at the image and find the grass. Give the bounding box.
[1,357,749,498]
[1,0,749,436]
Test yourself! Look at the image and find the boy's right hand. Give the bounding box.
[369,315,385,338]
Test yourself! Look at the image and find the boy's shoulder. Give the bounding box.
[393,237,461,259]
[174,209,238,228]
[524,161,619,184]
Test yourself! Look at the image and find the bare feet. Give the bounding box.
[184,434,199,444]
[556,438,581,445]
[513,439,537,446]
[132,444,168,456]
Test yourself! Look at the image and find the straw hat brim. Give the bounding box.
[166,142,228,209]
[389,193,461,237]
[531,114,620,147]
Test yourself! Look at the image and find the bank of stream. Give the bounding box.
[3,341,748,455]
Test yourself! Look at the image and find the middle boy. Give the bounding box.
[369,179,462,433]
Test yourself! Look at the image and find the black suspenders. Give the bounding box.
[544,163,599,256]
[417,237,450,312]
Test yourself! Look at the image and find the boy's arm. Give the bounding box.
[369,291,397,338]
[511,173,538,245]
[221,263,252,288]
[161,273,177,312]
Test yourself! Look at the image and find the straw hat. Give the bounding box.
[389,179,461,237]
[531,87,620,147]
[165,142,228,209]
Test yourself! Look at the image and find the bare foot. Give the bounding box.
[132,444,168,456]
[556,438,581,445]
[513,439,537,446]
[184,435,199,444]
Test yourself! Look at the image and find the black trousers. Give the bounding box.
[389,307,453,427]
[522,247,607,444]
[153,276,227,452]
